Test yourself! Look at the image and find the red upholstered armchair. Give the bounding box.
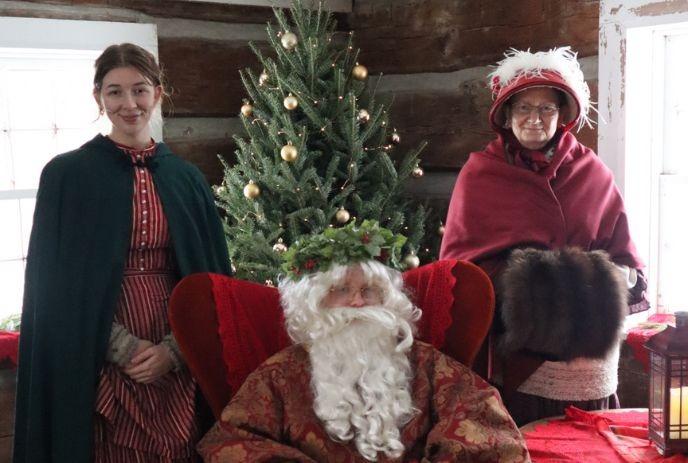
[169,259,494,419]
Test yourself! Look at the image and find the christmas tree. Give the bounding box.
[216,0,431,284]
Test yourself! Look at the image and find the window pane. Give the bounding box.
[55,127,103,154]
[0,73,8,130]
[20,197,35,257]
[664,33,688,175]
[0,131,13,190]
[658,175,688,311]
[54,66,100,129]
[0,259,24,319]
[0,199,22,260]
[9,129,56,190]
[5,68,56,130]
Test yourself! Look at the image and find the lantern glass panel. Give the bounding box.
[668,358,688,439]
[650,352,666,437]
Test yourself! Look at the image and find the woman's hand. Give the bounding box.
[123,343,174,383]
[131,339,154,358]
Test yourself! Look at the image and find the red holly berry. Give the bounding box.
[361,233,370,244]
[304,259,317,270]
[379,249,389,261]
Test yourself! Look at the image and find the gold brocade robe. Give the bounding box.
[198,341,530,463]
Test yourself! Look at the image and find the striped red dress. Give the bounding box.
[93,141,200,462]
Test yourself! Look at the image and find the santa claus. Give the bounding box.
[198,221,529,462]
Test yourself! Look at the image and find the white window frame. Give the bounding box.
[599,3,688,314]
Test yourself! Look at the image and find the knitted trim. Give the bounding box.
[517,344,620,401]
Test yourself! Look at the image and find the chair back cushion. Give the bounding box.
[169,259,493,419]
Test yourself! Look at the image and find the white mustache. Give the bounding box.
[321,306,414,352]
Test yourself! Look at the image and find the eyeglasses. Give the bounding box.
[328,284,383,303]
[511,103,559,118]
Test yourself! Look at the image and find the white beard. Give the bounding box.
[308,306,417,462]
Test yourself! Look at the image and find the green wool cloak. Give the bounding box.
[13,134,232,462]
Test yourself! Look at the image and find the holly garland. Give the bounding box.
[281,220,407,278]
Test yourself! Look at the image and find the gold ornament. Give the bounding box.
[358,109,370,123]
[391,131,401,144]
[259,71,269,86]
[352,64,368,80]
[438,224,445,236]
[335,207,351,224]
[281,31,298,50]
[283,94,298,110]
[403,252,420,269]
[272,238,288,254]
[280,143,298,162]
[243,180,260,199]
[412,165,424,178]
[240,102,253,117]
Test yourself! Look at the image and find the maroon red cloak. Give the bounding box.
[440,132,644,276]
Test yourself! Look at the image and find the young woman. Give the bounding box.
[14,43,231,462]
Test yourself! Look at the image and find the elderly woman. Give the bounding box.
[440,47,649,425]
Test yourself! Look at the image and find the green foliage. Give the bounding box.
[216,0,431,283]
[0,312,20,331]
[281,220,406,278]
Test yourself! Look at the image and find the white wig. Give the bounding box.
[278,260,422,461]
[278,259,421,344]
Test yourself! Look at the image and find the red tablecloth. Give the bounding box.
[523,407,688,462]
[0,330,19,368]
[626,313,675,372]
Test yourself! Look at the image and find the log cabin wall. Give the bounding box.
[350,0,600,202]
[0,0,600,194]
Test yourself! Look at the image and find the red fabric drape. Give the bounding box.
[209,275,289,395]
[0,330,19,368]
[626,313,675,372]
[403,259,456,349]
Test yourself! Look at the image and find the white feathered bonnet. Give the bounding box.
[487,47,593,133]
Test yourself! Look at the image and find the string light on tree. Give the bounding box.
[214,185,226,195]
[280,142,298,162]
[264,279,275,287]
[352,64,368,80]
[240,101,253,117]
[438,223,445,236]
[259,70,269,86]
[335,207,351,224]
[391,130,401,145]
[281,31,298,50]
[412,165,424,178]
[358,109,370,123]
[243,180,260,199]
[284,93,298,110]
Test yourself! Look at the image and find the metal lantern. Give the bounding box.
[646,311,688,456]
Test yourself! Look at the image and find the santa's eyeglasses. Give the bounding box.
[328,284,383,302]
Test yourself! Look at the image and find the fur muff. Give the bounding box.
[498,247,628,361]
